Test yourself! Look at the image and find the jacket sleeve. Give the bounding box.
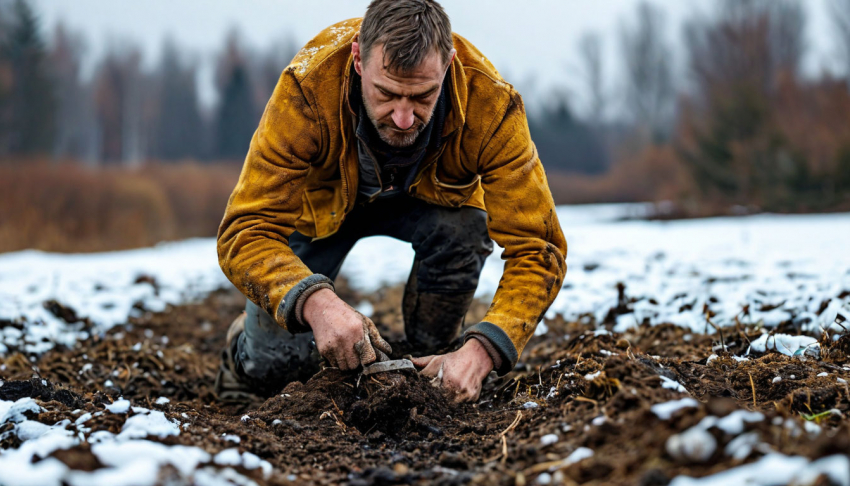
[217,68,329,333]
[463,89,568,374]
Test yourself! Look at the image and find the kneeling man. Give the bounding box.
[216,0,567,403]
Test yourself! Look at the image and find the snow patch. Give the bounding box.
[749,333,819,357]
[660,376,688,393]
[669,453,850,486]
[540,434,559,446]
[105,399,131,414]
[651,398,699,420]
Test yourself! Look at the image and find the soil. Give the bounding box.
[2,280,850,485]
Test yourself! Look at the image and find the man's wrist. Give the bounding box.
[463,338,495,376]
[302,287,336,330]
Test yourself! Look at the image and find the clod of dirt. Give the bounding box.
[43,300,82,324]
[0,377,83,408]
[256,368,457,439]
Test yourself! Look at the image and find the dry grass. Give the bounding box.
[0,148,709,254]
[0,160,241,253]
[546,145,695,206]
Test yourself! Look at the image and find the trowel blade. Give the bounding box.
[361,358,415,375]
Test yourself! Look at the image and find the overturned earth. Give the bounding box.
[2,280,850,485]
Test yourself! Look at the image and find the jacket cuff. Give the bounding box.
[275,274,334,333]
[463,322,518,376]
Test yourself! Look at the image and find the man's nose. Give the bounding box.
[392,102,415,130]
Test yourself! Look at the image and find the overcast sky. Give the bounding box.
[30,0,844,117]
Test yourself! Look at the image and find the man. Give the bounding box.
[216,0,567,403]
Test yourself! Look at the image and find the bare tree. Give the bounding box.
[94,43,148,164]
[768,0,806,76]
[685,0,806,102]
[50,23,99,162]
[833,0,850,78]
[577,32,606,127]
[619,1,675,144]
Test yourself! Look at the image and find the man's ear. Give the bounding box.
[445,49,457,72]
[352,34,363,76]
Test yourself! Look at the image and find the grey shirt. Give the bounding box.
[349,69,449,202]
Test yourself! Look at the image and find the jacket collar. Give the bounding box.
[342,51,467,139]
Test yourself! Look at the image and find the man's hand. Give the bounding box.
[303,288,392,370]
[411,339,494,402]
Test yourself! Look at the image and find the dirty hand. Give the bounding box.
[302,288,392,370]
[411,339,494,402]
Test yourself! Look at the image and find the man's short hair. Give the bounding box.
[360,0,453,73]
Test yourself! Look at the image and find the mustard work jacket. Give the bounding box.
[217,18,568,369]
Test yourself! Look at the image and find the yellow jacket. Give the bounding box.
[217,18,567,370]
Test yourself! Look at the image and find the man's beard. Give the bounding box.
[362,93,436,148]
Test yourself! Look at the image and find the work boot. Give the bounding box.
[403,262,476,355]
[217,299,323,400]
[214,312,259,402]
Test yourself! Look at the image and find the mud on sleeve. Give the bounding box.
[475,89,568,362]
[217,68,324,332]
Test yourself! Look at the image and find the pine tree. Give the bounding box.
[155,40,202,161]
[215,63,256,160]
[1,0,55,156]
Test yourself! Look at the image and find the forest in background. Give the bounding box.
[2,0,850,252]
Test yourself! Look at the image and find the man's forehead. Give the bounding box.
[365,43,445,83]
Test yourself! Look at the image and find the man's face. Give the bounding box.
[353,40,455,148]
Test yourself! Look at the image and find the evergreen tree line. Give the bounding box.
[3,0,850,213]
[0,0,296,164]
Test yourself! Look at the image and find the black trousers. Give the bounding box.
[234,195,494,392]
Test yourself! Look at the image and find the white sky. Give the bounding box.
[31,0,843,117]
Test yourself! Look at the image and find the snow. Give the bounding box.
[0,239,230,355]
[669,453,850,486]
[584,371,601,380]
[749,333,819,357]
[117,409,181,440]
[660,376,688,393]
[338,206,850,335]
[708,410,765,435]
[651,398,699,420]
[0,397,271,486]
[564,447,594,464]
[1,204,849,483]
[2,207,848,356]
[666,410,766,463]
[540,434,559,446]
[105,399,131,414]
[0,397,42,423]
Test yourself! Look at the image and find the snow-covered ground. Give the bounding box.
[0,394,273,486]
[2,204,849,356]
[2,203,850,485]
[0,240,230,355]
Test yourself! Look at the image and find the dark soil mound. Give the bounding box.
[0,377,83,408]
[256,368,457,439]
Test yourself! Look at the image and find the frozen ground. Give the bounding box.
[2,203,850,485]
[2,204,849,356]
